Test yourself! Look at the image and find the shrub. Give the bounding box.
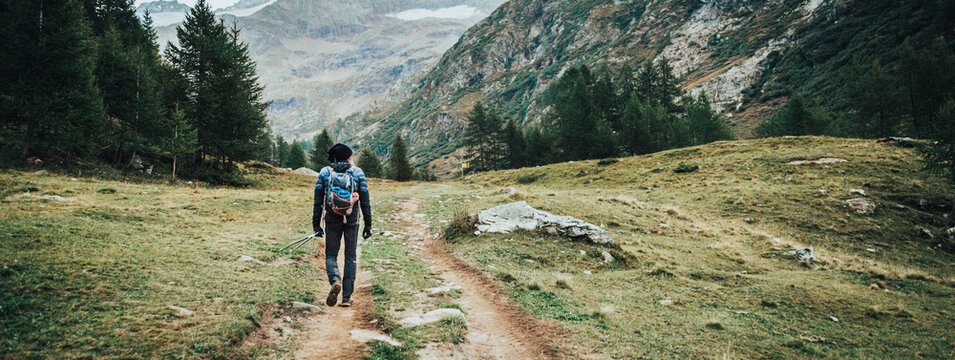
[444,204,476,241]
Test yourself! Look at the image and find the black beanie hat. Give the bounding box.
[327,143,353,162]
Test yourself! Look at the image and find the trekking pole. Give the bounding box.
[280,231,322,253]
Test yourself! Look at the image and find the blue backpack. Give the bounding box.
[325,166,358,218]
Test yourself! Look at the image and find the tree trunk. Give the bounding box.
[172,155,177,183]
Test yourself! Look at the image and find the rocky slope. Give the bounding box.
[347,0,951,172]
[345,0,819,164]
[152,0,505,143]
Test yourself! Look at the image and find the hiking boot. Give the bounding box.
[340,298,353,307]
[326,282,342,307]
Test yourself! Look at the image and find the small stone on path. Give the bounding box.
[398,308,465,327]
[349,329,402,346]
[423,283,463,294]
[292,301,323,312]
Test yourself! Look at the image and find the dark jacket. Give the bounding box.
[313,162,371,229]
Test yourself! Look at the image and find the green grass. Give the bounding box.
[0,167,322,358]
[421,136,954,358]
[3,136,953,358]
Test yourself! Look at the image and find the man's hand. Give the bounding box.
[313,227,324,237]
[362,226,372,239]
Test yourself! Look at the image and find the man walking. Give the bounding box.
[313,143,372,307]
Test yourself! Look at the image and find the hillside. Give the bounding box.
[425,136,954,358]
[346,0,954,166]
[1,137,952,358]
[152,0,505,142]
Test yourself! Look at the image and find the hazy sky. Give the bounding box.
[133,0,241,10]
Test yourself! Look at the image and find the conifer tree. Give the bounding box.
[388,136,413,181]
[164,104,197,182]
[843,60,900,138]
[756,95,827,137]
[921,102,955,216]
[524,127,557,166]
[84,0,165,163]
[550,66,596,161]
[356,147,383,178]
[501,120,526,169]
[274,135,289,167]
[285,140,306,169]
[1,0,106,160]
[309,130,334,169]
[463,102,505,170]
[166,0,268,170]
[684,94,734,144]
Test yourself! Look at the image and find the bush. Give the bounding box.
[444,204,476,241]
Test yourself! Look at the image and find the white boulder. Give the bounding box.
[475,201,613,244]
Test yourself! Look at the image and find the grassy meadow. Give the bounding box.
[423,136,954,358]
[1,136,953,359]
[0,166,327,358]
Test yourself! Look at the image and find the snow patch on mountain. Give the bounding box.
[387,6,479,21]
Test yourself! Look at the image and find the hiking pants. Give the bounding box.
[324,215,359,299]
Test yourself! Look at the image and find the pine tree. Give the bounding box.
[166,0,267,171]
[843,60,900,138]
[274,135,289,167]
[84,0,165,163]
[388,136,413,181]
[0,0,106,160]
[309,129,334,170]
[684,93,734,144]
[501,120,526,169]
[619,95,668,154]
[550,66,597,161]
[524,127,557,166]
[356,147,383,178]
[898,40,955,138]
[463,102,505,171]
[285,140,306,169]
[921,101,955,216]
[163,104,197,182]
[756,95,827,137]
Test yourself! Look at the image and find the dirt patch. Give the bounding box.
[238,304,297,353]
[293,239,378,359]
[399,199,572,359]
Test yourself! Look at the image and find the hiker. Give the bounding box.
[313,143,372,307]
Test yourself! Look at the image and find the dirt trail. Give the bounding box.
[398,198,565,359]
[294,240,377,359]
